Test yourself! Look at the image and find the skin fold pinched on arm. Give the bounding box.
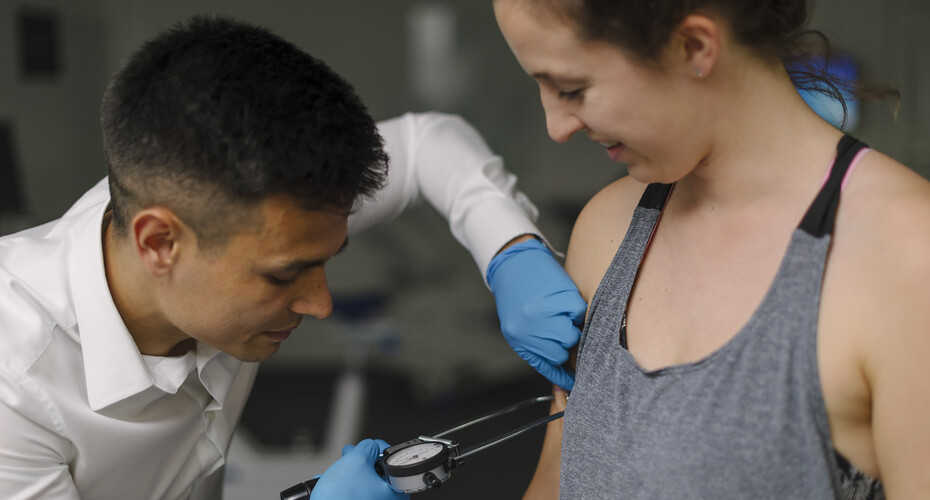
[521,177,644,499]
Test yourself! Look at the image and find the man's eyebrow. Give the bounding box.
[261,237,350,272]
[531,72,586,86]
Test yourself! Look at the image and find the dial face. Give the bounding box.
[385,442,445,467]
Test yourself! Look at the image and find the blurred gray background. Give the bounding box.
[1,1,927,498]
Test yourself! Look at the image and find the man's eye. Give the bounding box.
[558,88,583,100]
[266,275,297,286]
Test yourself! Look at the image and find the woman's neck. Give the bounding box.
[677,56,846,213]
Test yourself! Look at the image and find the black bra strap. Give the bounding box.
[799,135,869,237]
[638,183,673,210]
[637,136,867,237]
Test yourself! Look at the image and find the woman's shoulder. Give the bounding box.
[564,175,647,301]
[829,147,930,348]
[840,149,930,251]
[576,175,646,225]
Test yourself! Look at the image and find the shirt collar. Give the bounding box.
[195,343,243,408]
[68,197,243,411]
[69,200,154,411]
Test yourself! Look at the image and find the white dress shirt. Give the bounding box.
[0,112,541,499]
[353,112,541,276]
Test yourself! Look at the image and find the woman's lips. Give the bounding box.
[602,142,625,162]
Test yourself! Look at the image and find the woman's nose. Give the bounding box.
[542,93,585,143]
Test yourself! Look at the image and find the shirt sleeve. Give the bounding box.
[0,369,80,499]
[348,112,544,281]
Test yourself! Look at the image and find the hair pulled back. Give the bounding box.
[544,0,896,124]
[547,0,808,65]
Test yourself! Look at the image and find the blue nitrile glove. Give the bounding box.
[310,439,409,500]
[486,238,587,391]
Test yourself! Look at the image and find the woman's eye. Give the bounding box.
[558,88,584,100]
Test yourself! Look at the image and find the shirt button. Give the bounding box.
[208,412,215,422]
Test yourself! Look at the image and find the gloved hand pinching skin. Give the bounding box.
[486,238,587,391]
[310,439,409,500]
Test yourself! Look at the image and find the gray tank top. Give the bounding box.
[561,136,883,499]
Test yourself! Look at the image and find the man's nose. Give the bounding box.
[289,267,334,320]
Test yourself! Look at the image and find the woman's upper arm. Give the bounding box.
[842,155,930,496]
[865,205,930,497]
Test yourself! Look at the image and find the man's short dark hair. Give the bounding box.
[101,15,388,248]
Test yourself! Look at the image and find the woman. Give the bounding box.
[492,0,930,498]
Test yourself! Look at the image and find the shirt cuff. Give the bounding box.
[457,193,555,286]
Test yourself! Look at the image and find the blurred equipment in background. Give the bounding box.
[406,3,470,109]
[792,53,861,132]
[17,7,61,80]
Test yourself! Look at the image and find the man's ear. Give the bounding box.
[131,207,188,277]
[672,14,720,80]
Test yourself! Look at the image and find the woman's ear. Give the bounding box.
[131,207,187,277]
[673,14,721,80]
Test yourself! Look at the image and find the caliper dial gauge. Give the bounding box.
[385,442,445,466]
[379,439,455,493]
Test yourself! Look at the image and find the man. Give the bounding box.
[0,16,584,499]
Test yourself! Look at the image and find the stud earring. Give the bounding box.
[693,67,703,78]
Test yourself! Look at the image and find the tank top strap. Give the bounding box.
[799,135,870,237]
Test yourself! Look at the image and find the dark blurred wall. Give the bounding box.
[0,1,108,226]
